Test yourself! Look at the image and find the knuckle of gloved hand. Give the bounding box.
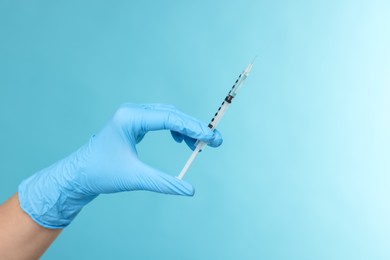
[113,103,133,124]
[167,104,178,110]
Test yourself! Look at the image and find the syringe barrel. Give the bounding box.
[229,73,248,97]
[207,73,247,130]
[207,97,231,130]
[177,60,254,179]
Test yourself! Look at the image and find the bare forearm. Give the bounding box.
[0,193,62,260]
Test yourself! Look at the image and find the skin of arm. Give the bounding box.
[0,193,61,260]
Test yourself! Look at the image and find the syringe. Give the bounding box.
[177,58,255,179]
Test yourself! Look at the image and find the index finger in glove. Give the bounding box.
[115,103,220,145]
[140,104,218,144]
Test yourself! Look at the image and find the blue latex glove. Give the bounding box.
[18,103,222,229]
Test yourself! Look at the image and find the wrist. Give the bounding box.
[18,146,97,229]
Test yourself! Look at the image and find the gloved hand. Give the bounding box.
[18,103,223,229]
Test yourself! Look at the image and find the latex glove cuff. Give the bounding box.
[18,144,96,229]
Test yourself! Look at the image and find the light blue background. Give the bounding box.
[1,1,389,259]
